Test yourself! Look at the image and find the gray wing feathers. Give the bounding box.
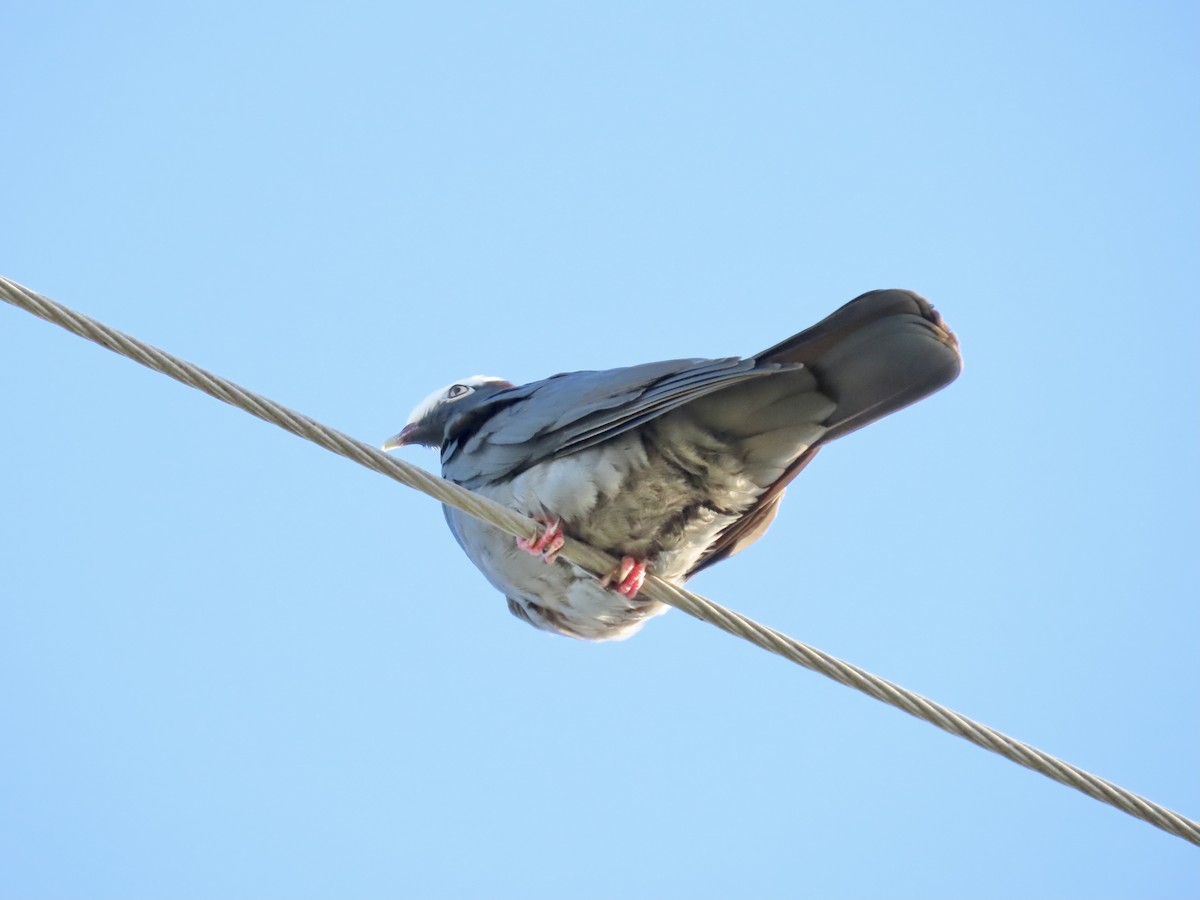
[476,359,706,444]
[449,356,796,486]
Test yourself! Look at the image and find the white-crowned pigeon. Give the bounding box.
[384,289,961,641]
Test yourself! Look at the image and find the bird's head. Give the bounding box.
[383,375,514,450]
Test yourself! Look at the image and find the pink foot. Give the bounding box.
[516,518,565,564]
[600,556,647,599]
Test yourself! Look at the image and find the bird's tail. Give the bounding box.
[756,289,962,442]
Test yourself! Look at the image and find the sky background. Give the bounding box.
[2,2,1197,897]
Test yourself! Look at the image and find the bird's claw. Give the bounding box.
[600,556,647,599]
[516,518,565,565]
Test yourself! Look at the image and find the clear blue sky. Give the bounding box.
[2,3,1197,897]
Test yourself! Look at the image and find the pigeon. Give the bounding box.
[384,289,961,641]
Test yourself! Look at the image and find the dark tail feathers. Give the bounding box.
[756,289,962,442]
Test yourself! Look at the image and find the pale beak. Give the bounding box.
[382,423,419,451]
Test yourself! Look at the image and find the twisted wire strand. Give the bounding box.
[2,274,1196,847]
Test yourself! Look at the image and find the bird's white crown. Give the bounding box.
[405,375,508,426]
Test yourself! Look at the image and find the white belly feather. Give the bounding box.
[443,422,817,640]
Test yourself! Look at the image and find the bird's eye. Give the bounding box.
[446,384,473,400]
